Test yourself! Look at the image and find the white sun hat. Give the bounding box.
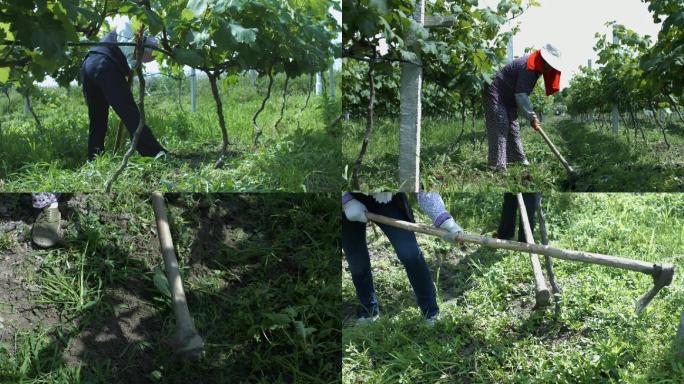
[539,43,563,72]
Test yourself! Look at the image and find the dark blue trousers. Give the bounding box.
[342,194,439,318]
[80,52,164,160]
[497,192,541,242]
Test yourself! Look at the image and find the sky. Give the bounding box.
[478,0,662,88]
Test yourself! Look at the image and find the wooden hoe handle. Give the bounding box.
[365,212,674,313]
[536,126,577,176]
[151,192,204,359]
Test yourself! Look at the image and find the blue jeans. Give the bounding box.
[342,194,439,318]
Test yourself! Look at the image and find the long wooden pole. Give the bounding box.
[366,212,666,275]
[517,194,550,307]
[151,192,204,359]
[538,200,560,296]
[366,212,674,313]
[536,126,576,176]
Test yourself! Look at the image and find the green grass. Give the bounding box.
[342,193,684,383]
[0,193,340,383]
[0,74,342,192]
[342,115,684,192]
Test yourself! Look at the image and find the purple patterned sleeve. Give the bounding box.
[416,192,452,227]
[32,193,59,209]
[342,192,354,205]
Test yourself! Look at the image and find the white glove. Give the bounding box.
[439,218,463,234]
[343,199,368,223]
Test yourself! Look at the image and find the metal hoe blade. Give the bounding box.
[635,263,674,315]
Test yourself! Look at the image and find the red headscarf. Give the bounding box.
[527,50,561,96]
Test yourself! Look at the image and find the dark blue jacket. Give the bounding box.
[87,31,131,76]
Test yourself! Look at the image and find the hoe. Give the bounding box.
[151,192,205,360]
[365,198,674,314]
[535,125,578,179]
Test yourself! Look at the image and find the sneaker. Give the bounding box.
[356,307,379,325]
[426,313,441,327]
[32,207,61,248]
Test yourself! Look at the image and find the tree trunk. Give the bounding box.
[628,108,647,143]
[619,113,630,146]
[456,101,466,143]
[666,94,684,124]
[471,98,477,149]
[650,104,670,149]
[252,66,274,149]
[207,72,230,167]
[273,74,289,132]
[176,77,185,112]
[23,91,43,132]
[3,89,10,114]
[297,74,314,130]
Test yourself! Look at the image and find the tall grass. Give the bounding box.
[342,193,684,383]
[342,115,684,192]
[0,73,342,192]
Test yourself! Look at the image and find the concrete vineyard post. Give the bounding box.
[398,0,425,192]
[611,28,620,134]
[23,95,29,114]
[329,64,335,98]
[316,72,323,96]
[249,69,257,87]
[190,68,197,113]
[588,59,593,124]
[507,38,514,63]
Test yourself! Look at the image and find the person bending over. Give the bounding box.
[81,20,165,160]
[483,44,563,171]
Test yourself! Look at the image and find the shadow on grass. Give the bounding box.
[556,120,684,192]
[0,120,89,176]
[1,194,341,383]
[250,128,342,191]
[432,247,505,303]
[644,311,684,382]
